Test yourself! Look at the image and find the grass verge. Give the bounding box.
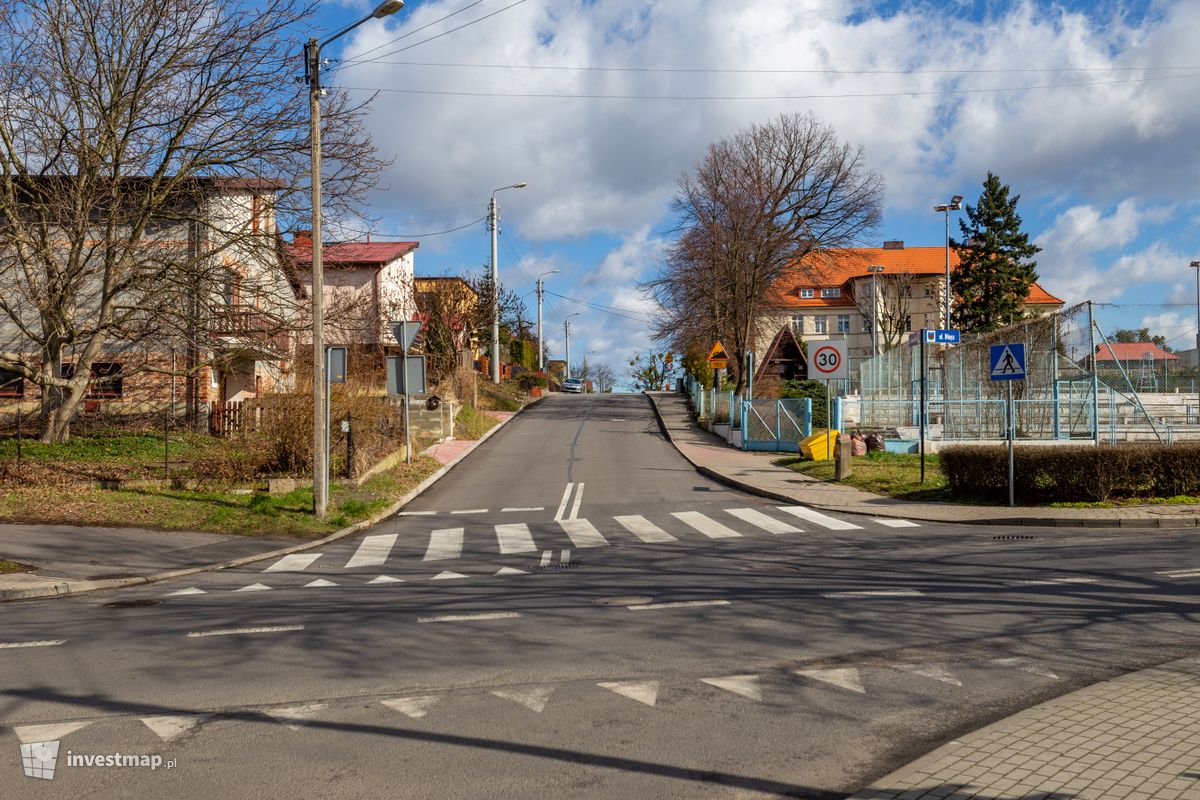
[0,455,441,538]
[778,451,954,502]
[0,559,33,574]
[455,404,501,440]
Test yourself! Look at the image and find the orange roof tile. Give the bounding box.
[1094,342,1178,362]
[773,246,1064,308]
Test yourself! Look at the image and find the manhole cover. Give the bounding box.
[592,596,654,607]
[743,563,800,573]
[102,599,161,608]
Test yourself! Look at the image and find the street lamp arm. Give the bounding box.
[321,0,404,48]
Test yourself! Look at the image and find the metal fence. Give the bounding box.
[742,398,811,452]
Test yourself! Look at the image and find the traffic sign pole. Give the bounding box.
[1008,381,1015,507]
[826,380,833,461]
[919,331,927,484]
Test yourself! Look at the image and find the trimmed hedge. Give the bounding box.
[939,443,1200,503]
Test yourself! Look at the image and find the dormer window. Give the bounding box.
[821,287,841,298]
[798,288,814,299]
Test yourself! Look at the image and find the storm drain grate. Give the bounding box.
[102,599,161,608]
[992,534,1036,541]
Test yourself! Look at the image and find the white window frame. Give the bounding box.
[790,315,804,334]
[814,316,828,334]
[821,287,841,299]
[837,315,851,334]
[799,288,815,299]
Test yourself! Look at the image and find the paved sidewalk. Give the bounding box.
[645,392,1200,528]
[849,655,1200,800]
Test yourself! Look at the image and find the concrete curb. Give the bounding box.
[643,391,1200,531]
[0,397,539,603]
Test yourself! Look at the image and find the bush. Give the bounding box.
[517,372,547,391]
[939,443,1200,503]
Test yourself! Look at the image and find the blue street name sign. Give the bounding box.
[989,343,1027,381]
[924,329,961,344]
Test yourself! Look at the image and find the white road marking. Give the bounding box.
[628,599,731,611]
[701,675,762,701]
[614,515,677,543]
[672,511,742,539]
[141,715,209,742]
[418,612,522,623]
[186,625,304,638]
[776,506,863,530]
[423,528,464,561]
[0,640,65,649]
[431,570,469,580]
[398,510,436,516]
[558,519,609,547]
[165,587,205,596]
[265,703,328,730]
[14,721,92,744]
[1156,567,1200,577]
[597,680,659,706]
[540,550,552,568]
[725,507,800,534]
[496,523,538,554]
[450,509,488,515]
[303,578,337,588]
[554,483,574,521]
[233,583,272,592]
[1012,577,1097,585]
[368,575,404,584]
[381,695,440,719]
[496,567,528,575]
[263,553,322,572]
[344,533,398,569]
[991,657,1059,680]
[502,507,545,513]
[568,482,586,520]
[895,663,962,686]
[872,518,920,528]
[491,686,554,713]
[822,589,924,598]
[794,667,866,694]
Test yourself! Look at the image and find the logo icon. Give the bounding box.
[21,739,60,780]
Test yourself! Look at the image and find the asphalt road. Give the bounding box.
[3,393,1200,799]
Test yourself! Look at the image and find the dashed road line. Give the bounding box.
[450,509,488,515]
[186,625,304,638]
[418,612,521,623]
[423,528,464,561]
[554,484,575,521]
[568,482,586,520]
[822,589,924,598]
[627,599,732,611]
[398,510,436,516]
[1012,577,1097,586]
[0,640,65,649]
[502,507,545,512]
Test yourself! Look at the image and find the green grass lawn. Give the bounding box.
[455,404,501,440]
[0,559,33,574]
[778,451,954,502]
[0,429,209,465]
[0,455,441,537]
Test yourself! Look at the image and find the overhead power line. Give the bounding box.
[546,290,655,322]
[339,0,531,68]
[342,0,488,64]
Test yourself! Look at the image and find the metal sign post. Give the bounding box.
[919,331,927,484]
[989,343,1027,507]
[325,346,347,498]
[388,321,424,464]
[809,341,848,463]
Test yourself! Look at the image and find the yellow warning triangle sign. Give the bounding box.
[708,341,730,361]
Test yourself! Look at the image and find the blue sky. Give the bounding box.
[302,0,1200,383]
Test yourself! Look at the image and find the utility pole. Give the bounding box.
[488,182,526,385]
[536,268,558,372]
[564,312,580,378]
[306,36,327,520]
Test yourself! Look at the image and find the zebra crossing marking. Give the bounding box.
[725,508,800,534]
[672,511,742,539]
[614,515,677,543]
[776,506,863,530]
[558,519,608,548]
[873,518,920,528]
[495,523,538,554]
[263,553,322,573]
[423,528,464,561]
[344,534,398,569]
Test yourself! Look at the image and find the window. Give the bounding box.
[925,313,938,330]
[814,316,828,334]
[790,315,804,334]
[862,315,873,334]
[821,287,841,298]
[904,315,913,332]
[924,284,936,297]
[0,369,23,398]
[798,288,814,299]
[837,315,851,333]
[222,273,242,307]
[88,363,123,399]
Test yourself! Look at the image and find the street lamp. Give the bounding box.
[867,265,885,400]
[536,268,559,371]
[933,195,964,328]
[489,182,527,384]
[564,312,581,380]
[1191,260,1200,422]
[306,0,406,520]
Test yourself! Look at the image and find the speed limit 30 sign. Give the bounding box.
[810,341,848,380]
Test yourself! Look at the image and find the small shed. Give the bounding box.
[755,325,809,384]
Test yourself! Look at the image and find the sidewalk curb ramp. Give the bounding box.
[0,397,540,603]
[643,391,1200,531]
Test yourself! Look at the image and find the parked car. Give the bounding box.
[562,378,584,393]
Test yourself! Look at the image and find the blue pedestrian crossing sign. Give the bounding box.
[989,343,1026,381]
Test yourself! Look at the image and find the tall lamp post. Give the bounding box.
[867,265,885,399]
[933,195,964,328]
[1191,260,1200,422]
[488,182,527,384]
[536,268,559,371]
[564,312,581,379]
[306,0,405,520]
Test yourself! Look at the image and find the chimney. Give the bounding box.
[882,240,904,250]
[293,230,312,246]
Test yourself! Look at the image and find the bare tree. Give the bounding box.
[0,0,386,441]
[647,112,883,394]
[852,272,918,352]
[592,362,616,392]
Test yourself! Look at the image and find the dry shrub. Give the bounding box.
[188,435,271,483]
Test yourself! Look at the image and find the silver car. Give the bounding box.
[562,378,584,393]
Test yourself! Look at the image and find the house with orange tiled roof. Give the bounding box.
[764,240,1064,378]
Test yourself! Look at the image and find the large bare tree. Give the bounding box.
[0,0,386,441]
[852,272,919,353]
[647,112,883,394]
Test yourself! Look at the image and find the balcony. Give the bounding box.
[211,306,289,359]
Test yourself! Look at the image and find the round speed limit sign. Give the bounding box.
[811,342,848,380]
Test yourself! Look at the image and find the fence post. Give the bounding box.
[1088,301,1100,445]
[775,399,781,443]
[741,400,749,451]
[803,397,812,437]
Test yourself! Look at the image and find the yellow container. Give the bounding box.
[800,429,840,461]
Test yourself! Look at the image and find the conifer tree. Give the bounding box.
[950,172,1041,333]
